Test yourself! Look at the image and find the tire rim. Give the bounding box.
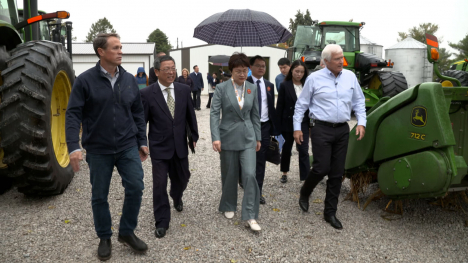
[51,70,71,168]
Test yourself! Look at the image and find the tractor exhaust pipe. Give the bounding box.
[65,21,73,60]
[23,0,39,41]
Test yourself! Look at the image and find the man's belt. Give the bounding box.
[315,120,347,128]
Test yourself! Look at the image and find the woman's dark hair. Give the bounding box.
[228,52,250,72]
[285,60,309,85]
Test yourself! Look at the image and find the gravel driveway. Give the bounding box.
[1,96,467,263]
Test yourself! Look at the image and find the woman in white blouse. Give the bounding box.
[276,60,310,183]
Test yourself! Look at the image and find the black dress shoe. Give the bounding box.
[324,215,343,230]
[97,238,112,261]
[155,228,167,238]
[280,175,288,183]
[118,233,148,253]
[299,195,309,212]
[259,196,266,204]
[174,200,183,212]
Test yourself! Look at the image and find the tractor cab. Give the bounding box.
[291,21,407,108]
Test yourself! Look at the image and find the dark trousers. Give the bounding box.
[151,154,191,229]
[300,123,349,216]
[281,125,310,181]
[86,146,144,239]
[256,121,271,194]
[192,90,201,108]
[206,93,214,108]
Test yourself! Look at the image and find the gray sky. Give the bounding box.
[20,0,468,58]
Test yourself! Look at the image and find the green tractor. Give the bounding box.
[292,21,408,108]
[0,0,74,195]
[344,33,468,201]
[440,59,468,87]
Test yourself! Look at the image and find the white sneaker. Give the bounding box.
[247,219,261,231]
[224,211,235,219]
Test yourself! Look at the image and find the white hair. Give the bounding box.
[321,44,343,62]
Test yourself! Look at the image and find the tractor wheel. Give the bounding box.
[0,41,74,196]
[378,71,408,97]
[0,45,13,194]
[441,70,468,86]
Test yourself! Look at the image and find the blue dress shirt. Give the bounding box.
[275,74,286,92]
[293,67,366,131]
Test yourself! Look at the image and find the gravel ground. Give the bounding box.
[1,95,467,263]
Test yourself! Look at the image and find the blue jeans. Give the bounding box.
[86,146,144,238]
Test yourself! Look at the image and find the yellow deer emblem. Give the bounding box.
[411,107,427,127]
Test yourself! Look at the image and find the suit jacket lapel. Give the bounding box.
[286,81,297,101]
[226,81,243,119]
[174,84,182,119]
[152,83,173,120]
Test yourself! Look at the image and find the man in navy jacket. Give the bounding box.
[65,33,148,260]
[189,65,204,110]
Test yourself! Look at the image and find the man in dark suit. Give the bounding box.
[140,55,199,238]
[189,65,204,110]
[246,55,278,205]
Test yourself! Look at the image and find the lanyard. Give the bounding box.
[232,79,246,104]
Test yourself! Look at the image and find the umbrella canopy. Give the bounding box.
[194,9,292,47]
[209,55,230,66]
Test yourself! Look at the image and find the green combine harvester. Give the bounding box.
[441,59,468,87]
[345,33,468,201]
[292,21,408,108]
[0,0,74,195]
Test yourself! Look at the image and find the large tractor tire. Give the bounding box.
[441,70,468,86]
[0,41,74,196]
[378,71,408,97]
[0,45,13,194]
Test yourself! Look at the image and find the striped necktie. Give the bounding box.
[167,87,175,118]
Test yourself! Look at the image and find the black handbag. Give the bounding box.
[266,136,281,165]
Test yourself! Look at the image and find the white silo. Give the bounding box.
[385,37,433,88]
[360,35,383,58]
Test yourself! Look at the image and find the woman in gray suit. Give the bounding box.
[210,53,262,231]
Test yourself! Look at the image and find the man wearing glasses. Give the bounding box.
[140,55,199,238]
[246,55,278,205]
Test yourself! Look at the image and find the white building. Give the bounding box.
[385,37,433,88]
[72,43,155,77]
[360,35,383,59]
[169,44,287,95]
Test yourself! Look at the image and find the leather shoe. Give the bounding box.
[280,175,288,183]
[174,200,183,212]
[97,238,111,261]
[260,196,266,205]
[155,227,168,238]
[299,195,309,212]
[324,215,343,230]
[117,233,148,254]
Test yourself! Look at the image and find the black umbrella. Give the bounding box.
[194,9,292,47]
[209,55,230,66]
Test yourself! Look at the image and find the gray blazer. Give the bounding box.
[210,80,261,151]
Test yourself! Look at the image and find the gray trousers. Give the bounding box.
[219,148,260,220]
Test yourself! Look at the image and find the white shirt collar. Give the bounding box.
[158,80,174,91]
[251,75,264,83]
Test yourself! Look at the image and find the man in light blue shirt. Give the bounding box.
[293,44,366,230]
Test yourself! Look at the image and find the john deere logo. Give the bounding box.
[411,106,427,127]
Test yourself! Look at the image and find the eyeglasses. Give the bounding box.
[233,70,248,75]
[159,67,177,73]
[253,64,266,69]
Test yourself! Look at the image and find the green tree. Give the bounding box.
[397,23,441,43]
[147,29,172,54]
[397,23,452,72]
[287,9,314,47]
[449,33,468,61]
[85,17,117,43]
